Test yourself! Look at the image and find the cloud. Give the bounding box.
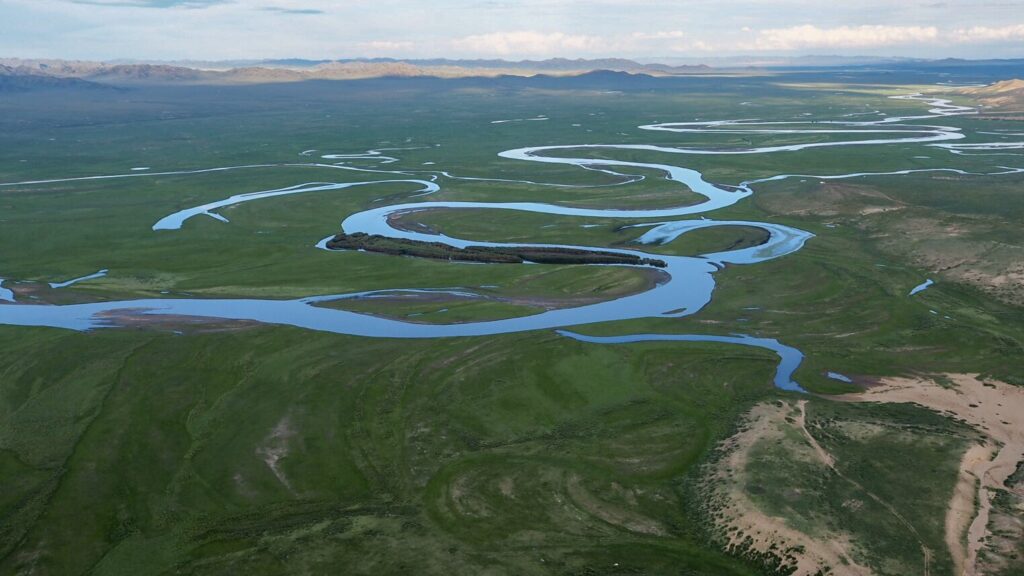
[752,25,940,50]
[744,22,1024,51]
[446,29,714,57]
[70,0,227,7]
[627,31,713,52]
[259,6,324,14]
[450,31,603,56]
[631,30,686,40]
[951,24,1024,42]
[359,40,415,52]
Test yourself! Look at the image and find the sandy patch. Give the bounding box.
[946,443,994,576]
[706,396,957,575]
[836,374,1024,576]
[860,206,904,215]
[794,400,836,469]
[705,401,873,576]
[795,400,933,575]
[498,477,515,498]
[256,416,297,492]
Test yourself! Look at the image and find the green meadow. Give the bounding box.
[0,73,1022,574]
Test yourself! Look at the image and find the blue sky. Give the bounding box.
[2,0,1024,61]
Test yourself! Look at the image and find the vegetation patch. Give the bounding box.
[326,232,667,267]
[700,397,976,576]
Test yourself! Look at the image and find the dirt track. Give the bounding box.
[708,374,1023,576]
[707,401,874,576]
[838,374,1024,576]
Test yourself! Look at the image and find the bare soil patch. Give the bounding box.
[703,401,873,576]
[836,374,1024,576]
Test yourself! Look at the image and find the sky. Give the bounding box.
[2,0,1024,62]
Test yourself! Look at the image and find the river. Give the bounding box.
[1,94,1013,392]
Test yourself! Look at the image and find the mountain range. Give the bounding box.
[0,57,713,89]
[2,56,1024,91]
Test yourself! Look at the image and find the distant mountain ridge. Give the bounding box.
[3,56,1023,90]
[0,57,714,86]
[0,63,110,91]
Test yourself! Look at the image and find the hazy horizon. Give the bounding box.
[5,54,1024,67]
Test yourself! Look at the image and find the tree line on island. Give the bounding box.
[327,232,667,268]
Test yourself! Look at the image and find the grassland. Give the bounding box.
[0,72,1022,574]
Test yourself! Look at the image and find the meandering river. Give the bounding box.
[0,94,1010,392]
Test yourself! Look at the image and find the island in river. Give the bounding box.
[326,232,668,267]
